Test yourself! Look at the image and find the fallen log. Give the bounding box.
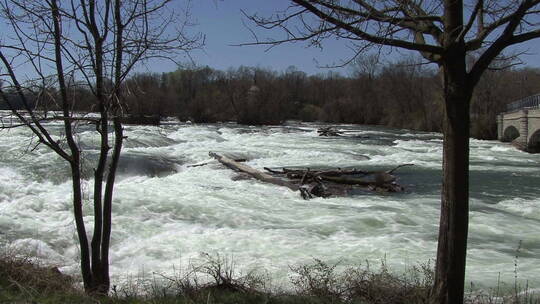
[319,173,394,186]
[264,167,371,177]
[263,164,411,195]
[265,164,412,177]
[211,152,412,199]
[209,152,299,192]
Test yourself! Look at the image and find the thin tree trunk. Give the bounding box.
[99,1,125,289]
[50,0,93,291]
[96,0,125,291]
[70,162,93,289]
[91,45,108,294]
[101,117,123,292]
[88,1,109,293]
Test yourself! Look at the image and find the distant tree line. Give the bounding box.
[128,57,540,140]
[2,58,539,139]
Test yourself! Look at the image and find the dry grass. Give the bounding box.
[0,250,76,296]
[290,258,433,304]
[0,250,537,304]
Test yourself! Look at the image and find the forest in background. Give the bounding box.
[2,56,540,140]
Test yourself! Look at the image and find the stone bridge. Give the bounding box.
[497,94,540,153]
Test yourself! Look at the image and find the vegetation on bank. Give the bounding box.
[1,252,537,304]
[2,58,539,140]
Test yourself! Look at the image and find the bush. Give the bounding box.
[1,251,538,304]
[290,258,433,304]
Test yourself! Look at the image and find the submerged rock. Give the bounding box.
[116,153,180,177]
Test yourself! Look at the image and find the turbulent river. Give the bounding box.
[0,120,539,288]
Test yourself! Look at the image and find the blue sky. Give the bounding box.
[183,0,356,75]
[1,1,538,77]
[180,0,540,76]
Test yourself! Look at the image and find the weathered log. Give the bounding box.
[264,167,368,177]
[209,152,299,192]
[318,174,389,186]
[215,153,411,197]
[264,165,412,178]
[296,168,371,177]
[265,164,411,193]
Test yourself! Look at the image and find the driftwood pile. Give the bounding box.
[209,152,412,199]
[317,127,371,139]
[317,127,343,136]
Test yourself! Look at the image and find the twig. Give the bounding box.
[386,163,414,174]
[187,160,213,168]
[263,167,285,174]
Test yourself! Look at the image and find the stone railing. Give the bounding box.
[506,94,540,112]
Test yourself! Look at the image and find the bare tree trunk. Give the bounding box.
[85,1,110,293]
[433,79,472,304]
[98,0,125,291]
[70,162,93,289]
[432,3,471,300]
[101,117,123,292]
[90,46,109,296]
[50,0,94,290]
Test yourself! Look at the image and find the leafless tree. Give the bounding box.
[0,0,202,294]
[245,1,540,303]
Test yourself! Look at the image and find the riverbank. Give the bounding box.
[1,252,537,304]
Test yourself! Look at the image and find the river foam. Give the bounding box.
[0,121,539,288]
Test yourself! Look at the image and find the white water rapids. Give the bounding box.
[0,120,539,288]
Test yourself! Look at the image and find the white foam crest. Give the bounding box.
[1,122,540,288]
[497,198,540,219]
[10,239,66,264]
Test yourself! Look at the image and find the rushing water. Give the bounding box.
[0,120,539,288]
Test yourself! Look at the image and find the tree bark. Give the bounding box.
[433,77,472,304]
[101,117,123,292]
[432,3,472,301]
[70,161,93,290]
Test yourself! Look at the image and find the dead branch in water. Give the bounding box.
[209,152,299,192]
[317,127,343,137]
[210,152,413,199]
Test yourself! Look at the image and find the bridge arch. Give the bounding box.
[528,129,540,153]
[502,126,520,142]
[497,95,540,152]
